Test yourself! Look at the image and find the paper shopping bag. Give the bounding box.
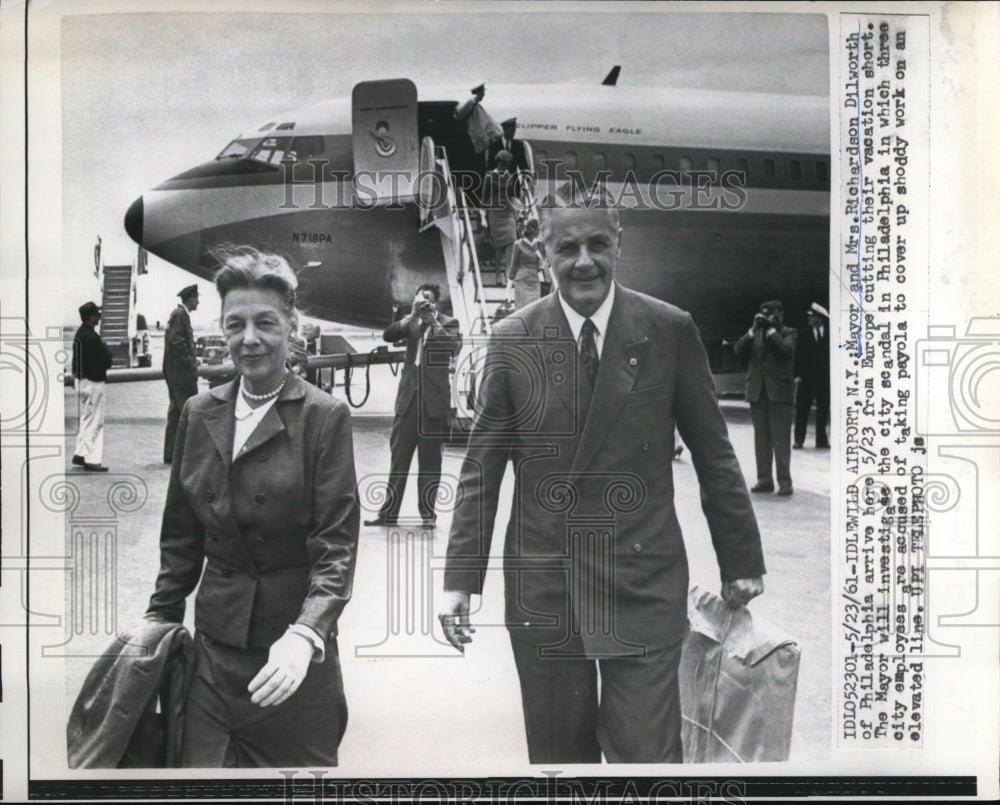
[679,586,800,762]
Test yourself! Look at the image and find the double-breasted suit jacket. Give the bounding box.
[147,373,360,650]
[445,285,765,657]
[384,312,462,423]
[734,325,798,404]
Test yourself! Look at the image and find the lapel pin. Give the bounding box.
[628,357,638,367]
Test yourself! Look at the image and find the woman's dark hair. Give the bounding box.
[212,246,299,329]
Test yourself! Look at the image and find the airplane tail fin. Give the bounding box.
[602,66,621,86]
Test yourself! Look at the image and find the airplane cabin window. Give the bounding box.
[816,160,829,182]
[708,157,721,178]
[679,156,693,173]
[593,152,607,172]
[790,159,802,180]
[564,150,579,171]
[623,153,636,175]
[763,158,776,179]
[735,158,749,179]
[652,154,665,172]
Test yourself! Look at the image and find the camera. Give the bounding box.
[915,318,1000,436]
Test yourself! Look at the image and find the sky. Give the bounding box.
[55,3,829,328]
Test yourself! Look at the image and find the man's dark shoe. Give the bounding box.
[84,463,109,472]
[750,482,774,493]
[817,443,830,449]
[72,454,85,466]
[777,486,794,497]
[364,516,398,527]
[793,443,803,449]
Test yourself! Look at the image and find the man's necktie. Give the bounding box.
[580,318,600,391]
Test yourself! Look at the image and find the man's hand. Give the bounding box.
[248,631,314,707]
[721,576,764,609]
[438,590,475,653]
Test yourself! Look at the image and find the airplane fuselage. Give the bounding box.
[125,81,830,367]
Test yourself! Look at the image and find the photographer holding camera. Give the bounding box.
[365,284,462,529]
[734,300,799,496]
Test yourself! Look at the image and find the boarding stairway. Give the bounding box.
[419,138,541,420]
[100,264,134,368]
[419,137,540,339]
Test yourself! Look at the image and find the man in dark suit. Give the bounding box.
[365,284,462,528]
[487,117,530,173]
[734,300,798,496]
[163,284,200,463]
[794,302,830,449]
[72,301,113,472]
[439,186,765,763]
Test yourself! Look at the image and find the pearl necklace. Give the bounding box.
[240,373,287,402]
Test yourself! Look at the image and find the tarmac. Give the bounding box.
[57,332,832,772]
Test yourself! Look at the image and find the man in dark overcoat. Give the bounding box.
[163,284,200,463]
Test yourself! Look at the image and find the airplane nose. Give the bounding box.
[124,196,143,243]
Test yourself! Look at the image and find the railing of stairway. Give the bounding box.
[432,144,492,336]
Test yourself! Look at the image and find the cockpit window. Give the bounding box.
[249,136,293,165]
[216,138,257,160]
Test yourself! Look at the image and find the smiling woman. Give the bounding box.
[145,246,360,767]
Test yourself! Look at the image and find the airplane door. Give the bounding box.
[352,79,419,203]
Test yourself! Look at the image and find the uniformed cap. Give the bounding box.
[760,299,784,313]
[178,284,199,300]
[470,83,485,95]
[501,117,517,127]
[78,301,100,320]
[807,302,829,319]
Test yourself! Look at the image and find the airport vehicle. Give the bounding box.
[124,71,830,393]
[196,334,228,365]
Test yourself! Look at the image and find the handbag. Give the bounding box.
[679,586,800,762]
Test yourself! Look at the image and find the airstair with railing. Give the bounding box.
[100,264,135,368]
[418,136,542,420]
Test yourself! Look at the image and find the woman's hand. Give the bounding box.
[248,631,314,707]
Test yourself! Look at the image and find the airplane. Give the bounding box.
[124,70,830,389]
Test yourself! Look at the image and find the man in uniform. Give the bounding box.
[439,185,765,763]
[487,117,530,173]
[794,302,830,449]
[71,301,113,472]
[163,284,200,463]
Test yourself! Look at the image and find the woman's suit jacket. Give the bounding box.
[147,373,360,650]
[445,285,765,657]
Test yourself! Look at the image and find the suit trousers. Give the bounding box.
[164,377,198,463]
[181,632,347,767]
[509,632,684,763]
[380,398,446,521]
[74,379,106,465]
[750,396,794,488]
[794,377,830,447]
